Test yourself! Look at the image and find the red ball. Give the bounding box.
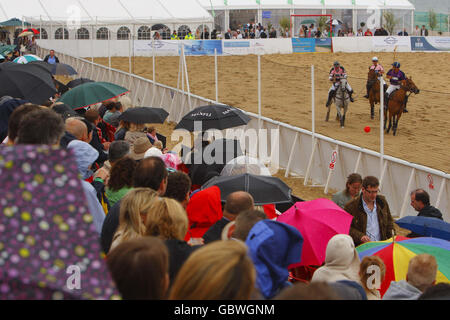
[364,126,371,133]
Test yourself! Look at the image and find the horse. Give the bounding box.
[367,69,382,119]
[384,77,420,136]
[325,78,350,128]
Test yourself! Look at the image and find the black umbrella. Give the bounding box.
[54,79,69,95]
[51,63,77,76]
[0,62,56,104]
[175,104,251,132]
[201,173,292,206]
[118,107,169,124]
[66,78,95,88]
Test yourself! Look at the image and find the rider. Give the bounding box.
[326,61,354,107]
[385,62,408,112]
[364,56,384,99]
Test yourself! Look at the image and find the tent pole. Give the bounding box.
[258,53,261,130]
[152,38,156,105]
[380,76,385,181]
[215,48,218,103]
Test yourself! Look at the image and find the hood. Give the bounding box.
[382,280,422,300]
[246,220,303,299]
[329,280,367,300]
[185,186,222,240]
[312,234,361,283]
[419,206,443,220]
[67,140,99,179]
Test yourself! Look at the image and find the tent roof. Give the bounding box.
[198,0,414,10]
[0,0,214,25]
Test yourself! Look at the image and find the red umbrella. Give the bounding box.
[277,198,354,267]
[23,28,40,35]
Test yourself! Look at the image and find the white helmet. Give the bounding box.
[372,56,379,61]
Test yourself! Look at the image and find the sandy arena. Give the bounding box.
[91,52,450,201]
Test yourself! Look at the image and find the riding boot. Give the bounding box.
[403,95,409,113]
[384,94,389,111]
[363,83,370,99]
[348,90,354,102]
[326,91,334,107]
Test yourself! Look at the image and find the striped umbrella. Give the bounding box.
[13,54,43,64]
[356,236,450,297]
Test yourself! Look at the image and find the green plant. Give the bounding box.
[428,9,437,31]
[318,16,328,31]
[382,11,398,35]
[279,17,291,35]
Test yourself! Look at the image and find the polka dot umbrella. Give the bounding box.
[0,145,119,300]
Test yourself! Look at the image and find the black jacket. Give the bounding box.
[202,217,230,244]
[418,205,443,220]
[43,54,60,63]
[164,239,199,285]
[100,199,121,254]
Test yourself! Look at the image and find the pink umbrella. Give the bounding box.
[277,198,353,268]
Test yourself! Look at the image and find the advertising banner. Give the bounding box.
[291,38,316,53]
[181,40,223,56]
[223,39,292,55]
[315,38,332,52]
[411,37,450,51]
[134,40,179,56]
[372,36,411,52]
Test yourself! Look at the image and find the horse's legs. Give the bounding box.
[393,112,402,136]
[370,100,375,119]
[386,111,392,134]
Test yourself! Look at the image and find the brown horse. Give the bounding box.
[367,69,381,119]
[384,77,419,136]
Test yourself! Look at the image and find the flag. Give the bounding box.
[256,0,261,4]
[320,0,325,5]
[224,0,228,5]
[288,0,293,5]
[352,0,356,5]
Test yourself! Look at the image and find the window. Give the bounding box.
[55,28,69,40]
[117,26,130,40]
[76,28,89,40]
[151,24,170,40]
[177,25,190,39]
[36,28,48,39]
[96,27,110,40]
[138,26,151,40]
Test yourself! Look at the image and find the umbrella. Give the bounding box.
[0,62,56,104]
[277,198,354,267]
[301,19,316,25]
[0,45,16,56]
[396,216,450,241]
[18,31,34,38]
[50,63,77,76]
[0,145,119,299]
[356,236,450,297]
[201,173,292,206]
[118,107,169,124]
[22,28,40,35]
[58,82,130,110]
[66,78,95,88]
[0,54,4,60]
[326,18,343,25]
[220,155,271,176]
[13,54,43,64]
[175,104,251,132]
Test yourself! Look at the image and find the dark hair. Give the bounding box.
[79,117,94,134]
[233,209,267,241]
[224,191,254,215]
[109,140,131,163]
[108,157,137,192]
[7,104,42,142]
[362,176,379,189]
[133,156,168,191]
[106,237,169,300]
[17,108,65,145]
[419,283,450,300]
[165,171,192,203]
[274,282,340,300]
[41,100,53,108]
[85,109,100,123]
[412,189,430,206]
[346,173,362,194]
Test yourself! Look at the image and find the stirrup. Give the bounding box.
[363,94,369,99]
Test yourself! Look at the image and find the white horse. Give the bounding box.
[326,78,350,128]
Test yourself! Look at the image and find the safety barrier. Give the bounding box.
[38,46,450,221]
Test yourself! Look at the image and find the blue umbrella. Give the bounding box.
[0,54,4,60]
[396,216,450,241]
[51,63,77,76]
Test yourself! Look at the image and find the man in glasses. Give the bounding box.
[344,176,395,246]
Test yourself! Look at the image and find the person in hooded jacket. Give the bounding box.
[246,220,303,299]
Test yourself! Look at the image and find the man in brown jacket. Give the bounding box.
[344,176,395,246]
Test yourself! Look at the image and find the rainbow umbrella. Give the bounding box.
[356,236,450,297]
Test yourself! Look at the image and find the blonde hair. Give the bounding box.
[154,140,163,150]
[407,254,438,292]
[129,123,146,132]
[118,95,133,112]
[169,240,256,300]
[359,256,386,294]
[145,197,188,240]
[111,188,157,249]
